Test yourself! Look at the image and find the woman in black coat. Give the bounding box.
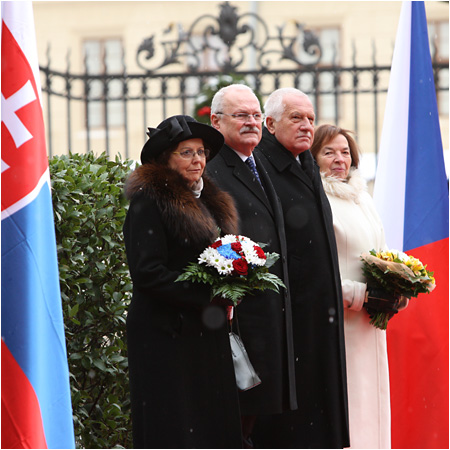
[123,115,242,449]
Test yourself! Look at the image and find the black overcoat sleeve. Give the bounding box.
[123,192,210,308]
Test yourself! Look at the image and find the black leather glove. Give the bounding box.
[364,286,399,320]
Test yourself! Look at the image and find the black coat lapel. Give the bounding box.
[258,128,314,192]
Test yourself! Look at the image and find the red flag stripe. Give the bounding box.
[1,340,48,449]
[387,238,449,449]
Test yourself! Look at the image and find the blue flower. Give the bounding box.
[217,244,241,260]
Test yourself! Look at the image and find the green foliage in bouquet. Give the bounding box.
[49,152,134,449]
[177,256,284,305]
[193,74,263,124]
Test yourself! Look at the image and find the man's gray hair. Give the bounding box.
[264,88,309,121]
[211,84,258,114]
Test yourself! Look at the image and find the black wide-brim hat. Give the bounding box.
[140,115,224,164]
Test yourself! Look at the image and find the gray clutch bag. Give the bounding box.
[229,332,262,391]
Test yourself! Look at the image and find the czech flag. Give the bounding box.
[1,2,75,448]
[373,2,449,448]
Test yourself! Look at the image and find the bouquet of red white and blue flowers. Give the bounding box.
[176,234,285,306]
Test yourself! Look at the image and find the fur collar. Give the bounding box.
[320,168,367,203]
[125,163,239,247]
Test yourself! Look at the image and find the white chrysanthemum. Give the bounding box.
[240,241,265,266]
[208,253,224,267]
[216,259,234,275]
[397,251,410,263]
[240,235,254,244]
[241,242,257,259]
[221,234,237,245]
[198,247,220,265]
[209,255,232,274]
[247,254,266,266]
[252,256,267,266]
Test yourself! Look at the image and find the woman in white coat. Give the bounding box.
[310,125,407,449]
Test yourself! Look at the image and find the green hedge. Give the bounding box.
[49,152,135,449]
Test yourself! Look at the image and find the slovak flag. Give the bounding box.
[1,2,75,448]
[373,1,449,449]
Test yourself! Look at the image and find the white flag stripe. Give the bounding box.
[1,169,51,222]
[373,2,412,250]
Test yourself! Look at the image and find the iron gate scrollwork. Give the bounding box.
[39,1,447,162]
[136,2,322,73]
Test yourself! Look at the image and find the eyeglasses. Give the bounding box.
[172,148,210,160]
[216,112,264,123]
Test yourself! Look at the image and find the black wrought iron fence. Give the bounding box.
[39,1,448,161]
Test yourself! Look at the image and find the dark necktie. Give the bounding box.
[245,156,263,186]
[299,150,315,181]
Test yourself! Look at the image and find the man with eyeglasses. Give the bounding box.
[207,84,297,448]
[251,87,350,449]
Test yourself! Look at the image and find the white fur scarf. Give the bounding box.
[320,167,367,204]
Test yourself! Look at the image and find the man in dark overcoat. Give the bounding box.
[207,84,297,448]
[252,87,350,448]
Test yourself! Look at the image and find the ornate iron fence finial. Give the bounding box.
[136,1,322,73]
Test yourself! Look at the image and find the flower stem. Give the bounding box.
[369,312,389,330]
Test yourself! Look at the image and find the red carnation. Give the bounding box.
[197,106,211,117]
[210,240,222,249]
[231,242,242,253]
[232,258,248,276]
[254,245,266,259]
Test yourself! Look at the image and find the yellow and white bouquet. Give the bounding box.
[361,249,436,329]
